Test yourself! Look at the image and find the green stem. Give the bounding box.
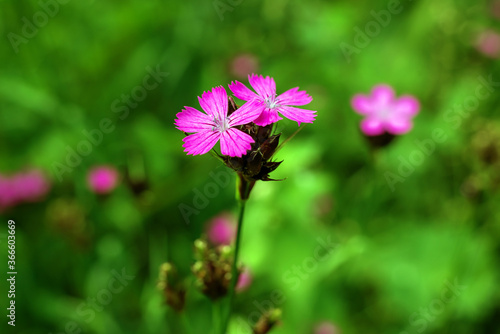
[213,301,221,334]
[221,190,248,333]
[181,312,194,334]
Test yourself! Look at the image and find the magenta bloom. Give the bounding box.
[175,86,263,157]
[0,176,19,210]
[206,212,236,245]
[351,84,420,136]
[236,267,252,292]
[0,169,51,211]
[476,30,500,58]
[314,321,341,334]
[13,169,51,202]
[230,54,259,79]
[87,166,119,194]
[229,74,316,127]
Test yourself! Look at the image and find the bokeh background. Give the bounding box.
[1,0,500,333]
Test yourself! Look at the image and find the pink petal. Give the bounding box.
[252,107,283,126]
[276,106,316,126]
[248,74,276,99]
[351,94,374,115]
[182,131,221,155]
[228,99,265,126]
[236,267,252,292]
[371,84,395,106]
[198,86,228,121]
[175,106,214,133]
[360,117,385,136]
[277,87,312,106]
[228,81,259,102]
[206,213,236,245]
[386,117,413,135]
[219,128,254,157]
[87,166,119,194]
[393,95,420,117]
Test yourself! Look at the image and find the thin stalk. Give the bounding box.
[220,188,248,333]
[212,301,221,334]
[181,312,194,334]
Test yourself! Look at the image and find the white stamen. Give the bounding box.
[265,95,280,109]
[212,116,229,132]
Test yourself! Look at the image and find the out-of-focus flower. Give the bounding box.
[476,29,500,58]
[229,74,317,127]
[351,84,420,136]
[230,54,260,79]
[14,169,51,202]
[0,176,19,210]
[206,212,236,245]
[87,165,119,194]
[0,169,51,211]
[313,321,341,334]
[236,266,252,292]
[175,86,263,157]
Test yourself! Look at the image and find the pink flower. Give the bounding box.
[476,30,500,58]
[229,74,316,127]
[0,176,19,210]
[175,86,263,157]
[206,212,236,245]
[236,267,252,292]
[313,321,341,334]
[87,166,119,194]
[351,84,420,136]
[230,54,260,79]
[13,169,51,202]
[0,169,51,211]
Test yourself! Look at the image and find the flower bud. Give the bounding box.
[157,262,186,312]
[252,308,282,334]
[191,239,243,301]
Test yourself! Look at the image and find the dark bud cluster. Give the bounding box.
[157,263,186,312]
[252,308,282,334]
[223,97,284,200]
[363,131,396,149]
[191,239,242,301]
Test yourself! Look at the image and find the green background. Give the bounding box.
[1,0,500,333]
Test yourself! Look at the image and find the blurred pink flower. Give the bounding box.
[313,321,341,334]
[14,169,51,202]
[229,74,317,127]
[0,169,51,210]
[351,84,420,136]
[236,267,252,293]
[476,30,500,58]
[230,54,260,79]
[87,166,119,194]
[206,212,236,245]
[0,176,19,210]
[175,86,262,157]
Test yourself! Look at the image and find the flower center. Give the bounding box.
[265,95,280,109]
[212,116,229,133]
[377,108,392,120]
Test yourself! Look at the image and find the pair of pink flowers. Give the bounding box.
[175,74,316,158]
